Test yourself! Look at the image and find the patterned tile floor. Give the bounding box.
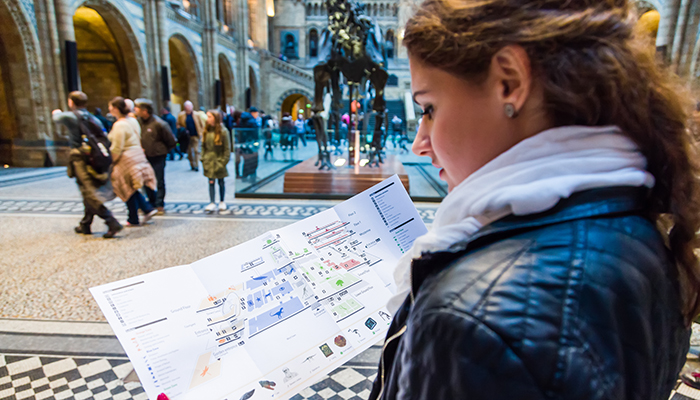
[0,199,437,224]
[5,350,700,400]
[2,167,697,399]
[0,351,379,400]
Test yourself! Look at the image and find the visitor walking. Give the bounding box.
[162,106,183,160]
[294,115,307,146]
[134,99,176,214]
[236,109,259,178]
[93,108,113,133]
[108,97,157,227]
[279,112,295,151]
[52,91,122,238]
[201,110,231,213]
[177,100,207,171]
[261,111,274,159]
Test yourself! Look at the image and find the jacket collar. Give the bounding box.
[410,186,649,296]
[467,186,648,245]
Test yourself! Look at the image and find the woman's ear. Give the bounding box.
[490,45,532,113]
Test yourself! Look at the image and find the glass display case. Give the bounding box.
[230,127,447,201]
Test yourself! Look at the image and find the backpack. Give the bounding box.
[74,111,112,174]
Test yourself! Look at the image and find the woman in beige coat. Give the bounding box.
[108,97,157,226]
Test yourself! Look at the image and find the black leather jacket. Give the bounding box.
[370,187,689,400]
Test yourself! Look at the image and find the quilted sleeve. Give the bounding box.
[396,310,547,400]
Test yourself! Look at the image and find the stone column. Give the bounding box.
[54,0,77,91]
[678,0,700,77]
[396,0,411,61]
[201,0,218,109]
[43,0,67,111]
[671,0,693,72]
[156,0,171,108]
[144,0,161,103]
[656,0,682,64]
[258,0,269,50]
[235,0,250,109]
[259,52,271,112]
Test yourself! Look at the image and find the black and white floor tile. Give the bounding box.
[0,353,378,400]
[0,354,145,400]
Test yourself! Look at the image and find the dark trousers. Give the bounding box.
[168,145,184,160]
[209,178,225,203]
[80,200,117,227]
[126,191,154,224]
[72,158,118,229]
[146,154,167,208]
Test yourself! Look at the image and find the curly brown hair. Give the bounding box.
[404,0,700,324]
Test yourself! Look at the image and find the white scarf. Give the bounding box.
[387,125,655,313]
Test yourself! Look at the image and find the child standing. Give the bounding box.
[202,110,231,212]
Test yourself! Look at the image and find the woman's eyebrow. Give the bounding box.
[412,90,428,105]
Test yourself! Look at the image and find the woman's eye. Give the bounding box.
[420,106,434,120]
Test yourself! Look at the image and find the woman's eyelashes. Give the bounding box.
[420,105,434,120]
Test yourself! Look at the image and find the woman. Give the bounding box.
[108,97,158,226]
[202,110,231,213]
[371,0,699,399]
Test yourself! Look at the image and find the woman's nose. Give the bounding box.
[412,124,431,157]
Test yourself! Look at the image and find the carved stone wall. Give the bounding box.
[0,0,52,167]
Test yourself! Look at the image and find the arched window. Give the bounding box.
[309,29,318,57]
[306,3,311,16]
[283,33,298,59]
[393,3,398,17]
[385,29,395,59]
[379,3,384,17]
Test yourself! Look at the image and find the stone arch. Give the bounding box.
[218,53,235,109]
[634,0,664,14]
[169,34,203,109]
[73,0,148,100]
[0,0,50,166]
[275,88,312,119]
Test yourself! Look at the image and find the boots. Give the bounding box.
[74,224,92,235]
[103,221,124,239]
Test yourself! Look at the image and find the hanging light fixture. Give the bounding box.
[266,0,275,17]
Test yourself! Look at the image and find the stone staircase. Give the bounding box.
[269,55,315,89]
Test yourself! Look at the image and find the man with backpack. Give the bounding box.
[52,91,122,238]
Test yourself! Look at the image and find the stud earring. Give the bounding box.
[504,103,518,119]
